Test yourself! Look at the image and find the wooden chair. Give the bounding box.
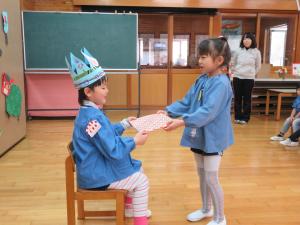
[65,142,127,225]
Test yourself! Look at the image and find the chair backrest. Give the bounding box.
[66,142,76,194]
[67,142,75,172]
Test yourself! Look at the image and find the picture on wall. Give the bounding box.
[222,20,242,36]
[292,63,300,76]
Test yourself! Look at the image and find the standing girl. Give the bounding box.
[159,37,234,225]
[231,32,261,124]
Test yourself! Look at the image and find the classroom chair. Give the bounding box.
[65,142,127,225]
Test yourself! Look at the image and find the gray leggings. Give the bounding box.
[194,153,224,223]
[280,117,300,134]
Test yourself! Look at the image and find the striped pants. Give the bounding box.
[108,170,149,217]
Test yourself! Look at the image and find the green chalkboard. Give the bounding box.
[23,12,138,70]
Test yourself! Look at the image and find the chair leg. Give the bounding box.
[77,200,85,219]
[116,193,126,225]
[66,195,76,225]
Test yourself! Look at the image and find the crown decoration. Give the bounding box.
[65,48,106,89]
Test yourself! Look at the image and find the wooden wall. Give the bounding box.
[73,0,298,11]
[0,0,26,155]
[139,14,168,38]
[20,0,80,11]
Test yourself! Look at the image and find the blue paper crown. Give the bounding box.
[65,48,106,89]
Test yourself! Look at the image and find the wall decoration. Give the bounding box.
[6,84,22,117]
[2,11,8,44]
[1,73,13,96]
[292,63,300,76]
[222,20,242,36]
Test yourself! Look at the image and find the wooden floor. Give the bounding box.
[1,111,300,225]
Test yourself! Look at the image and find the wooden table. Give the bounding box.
[265,89,297,120]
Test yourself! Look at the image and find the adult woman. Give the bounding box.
[231,32,261,124]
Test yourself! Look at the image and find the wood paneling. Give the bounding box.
[21,0,80,11]
[131,73,168,107]
[172,73,199,102]
[106,75,127,106]
[73,0,298,11]
[20,0,34,10]
[139,14,168,36]
[174,15,210,34]
[212,13,222,37]
[167,15,174,105]
[295,13,300,63]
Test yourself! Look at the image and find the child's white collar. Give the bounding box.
[83,100,99,109]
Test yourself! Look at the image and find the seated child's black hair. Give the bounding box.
[78,75,107,106]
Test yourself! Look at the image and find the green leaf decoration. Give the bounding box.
[6,84,22,117]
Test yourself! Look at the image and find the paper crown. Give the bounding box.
[65,48,106,89]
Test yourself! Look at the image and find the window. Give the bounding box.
[138,14,168,68]
[160,34,190,67]
[259,14,297,66]
[173,35,189,67]
[269,25,287,66]
[139,34,154,66]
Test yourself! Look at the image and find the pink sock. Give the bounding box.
[125,196,133,205]
[134,216,148,225]
[125,196,133,210]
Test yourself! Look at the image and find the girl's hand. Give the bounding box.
[134,130,149,146]
[127,117,137,122]
[163,119,185,131]
[157,110,168,115]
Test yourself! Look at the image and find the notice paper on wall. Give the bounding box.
[2,11,8,45]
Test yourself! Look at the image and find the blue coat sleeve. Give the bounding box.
[182,80,229,128]
[85,118,136,160]
[166,83,195,118]
[112,123,125,136]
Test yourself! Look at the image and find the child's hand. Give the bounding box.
[163,119,185,131]
[157,110,168,115]
[128,117,137,122]
[134,130,149,146]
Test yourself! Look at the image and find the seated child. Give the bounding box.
[66,48,150,225]
[270,86,300,141]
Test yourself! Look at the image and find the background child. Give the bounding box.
[158,37,233,225]
[66,48,150,225]
[270,86,300,141]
